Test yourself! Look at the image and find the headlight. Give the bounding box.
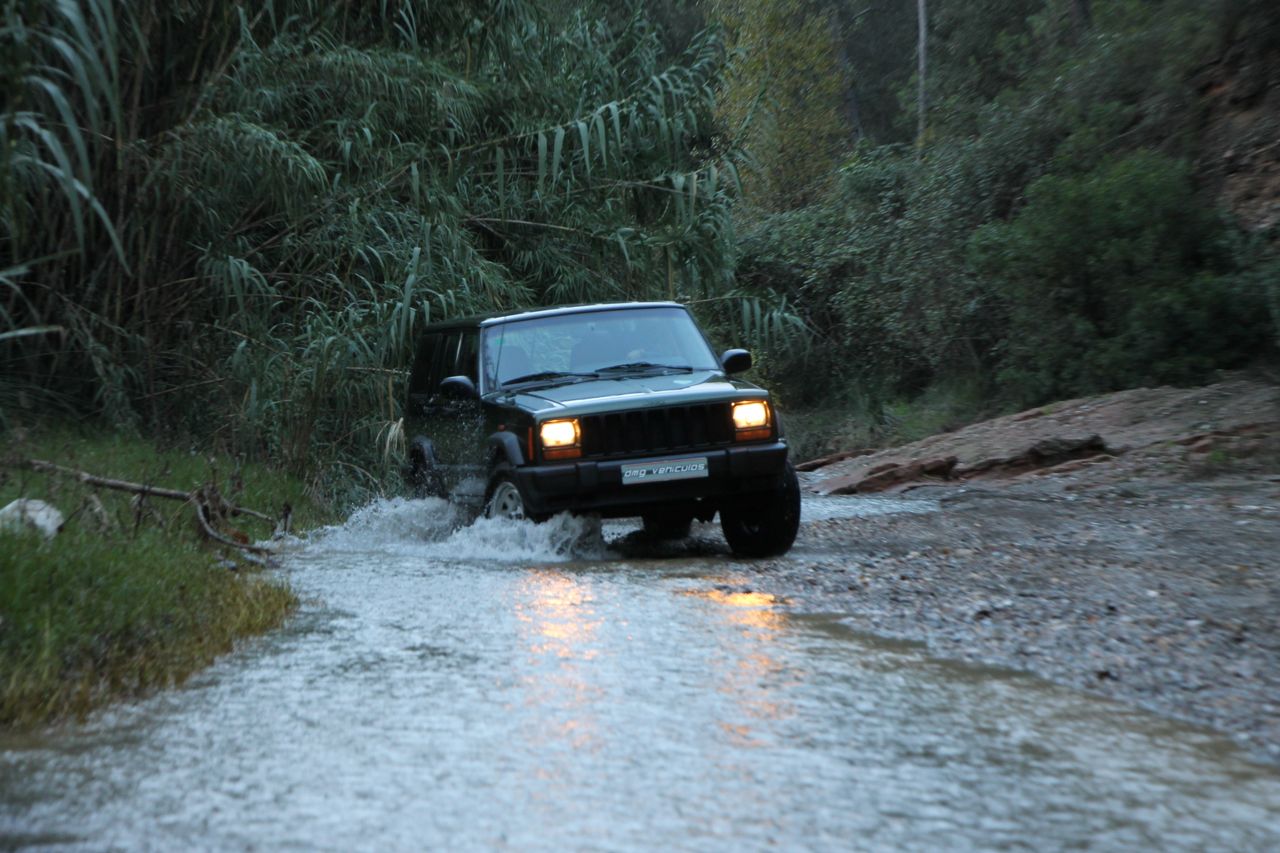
[539,418,581,459]
[732,401,772,441]
[732,401,769,429]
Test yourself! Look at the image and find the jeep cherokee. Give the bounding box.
[404,301,800,556]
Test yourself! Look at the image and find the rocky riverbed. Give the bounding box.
[735,378,1280,763]
[738,476,1280,766]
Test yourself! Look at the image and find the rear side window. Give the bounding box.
[409,329,479,404]
[455,331,479,383]
[409,333,443,396]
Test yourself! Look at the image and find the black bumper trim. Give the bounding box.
[514,442,788,517]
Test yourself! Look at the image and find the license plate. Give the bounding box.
[621,457,709,485]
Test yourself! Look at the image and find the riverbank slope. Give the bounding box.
[0,431,321,724]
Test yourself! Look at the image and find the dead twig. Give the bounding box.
[18,459,274,523]
[193,492,275,555]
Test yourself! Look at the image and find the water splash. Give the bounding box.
[306,497,612,563]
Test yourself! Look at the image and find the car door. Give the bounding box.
[407,329,487,501]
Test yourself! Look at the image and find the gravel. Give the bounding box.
[736,477,1280,765]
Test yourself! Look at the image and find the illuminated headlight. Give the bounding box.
[539,419,581,459]
[732,401,772,441]
[732,401,770,430]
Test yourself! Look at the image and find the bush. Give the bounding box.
[969,151,1271,401]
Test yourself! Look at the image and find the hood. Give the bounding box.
[498,370,763,415]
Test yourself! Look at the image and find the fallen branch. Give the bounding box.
[19,459,273,523]
[24,459,191,500]
[194,495,275,555]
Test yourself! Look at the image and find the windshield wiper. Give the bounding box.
[500,370,597,387]
[595,362,695,374]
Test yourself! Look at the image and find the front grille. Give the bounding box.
[578,403,734,458]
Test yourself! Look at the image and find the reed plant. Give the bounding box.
[1,0,804,484]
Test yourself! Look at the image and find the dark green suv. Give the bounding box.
[404,301,800,556]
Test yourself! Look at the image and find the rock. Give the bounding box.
[956,435,1112,478]
[0,499,65,540]
[1027,435,1109,462]
[795,448,873,472]
[826,456,959,494]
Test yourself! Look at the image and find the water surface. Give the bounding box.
[3,497,1277,850]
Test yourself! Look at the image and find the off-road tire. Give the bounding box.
[719,461,800,557]
[484,465,548,522]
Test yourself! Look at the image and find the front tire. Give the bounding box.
[484,467,547,522]
[720,462,801,557]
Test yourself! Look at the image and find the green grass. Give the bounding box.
[879,378,996,445]
[785,377,1003,462]
[0,428,329,724]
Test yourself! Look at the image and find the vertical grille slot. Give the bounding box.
[577,402,735,459]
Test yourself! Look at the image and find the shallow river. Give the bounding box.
[3,497,1279,851]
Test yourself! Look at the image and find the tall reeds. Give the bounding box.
[2,1,800,485]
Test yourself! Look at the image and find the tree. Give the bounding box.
[917,0,928,152]
[708,0,857,211]
[0,0,748,470]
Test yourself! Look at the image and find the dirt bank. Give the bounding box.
[755,378,1280,762]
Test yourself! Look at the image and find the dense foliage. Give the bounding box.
[1,0,775,490]
[3,0,1277,475]
[727,0,1278,412]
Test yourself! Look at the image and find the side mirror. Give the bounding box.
[439,375,478,400]
[720,348,752,375]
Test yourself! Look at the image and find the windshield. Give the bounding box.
[481,306,720,390]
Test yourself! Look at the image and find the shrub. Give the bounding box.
[969,151,1270,401]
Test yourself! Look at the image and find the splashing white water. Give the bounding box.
[305,497,612,563]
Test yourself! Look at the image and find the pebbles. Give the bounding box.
[751,483,1280,763]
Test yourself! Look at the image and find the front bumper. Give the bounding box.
[514,441,789,518]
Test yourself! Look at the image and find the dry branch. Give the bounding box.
[24,459,191,501]
[193,497,275,555]
[19,459,274,523]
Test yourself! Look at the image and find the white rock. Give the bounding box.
[0,499,65,540]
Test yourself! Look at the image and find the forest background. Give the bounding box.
[3,0,1278,498]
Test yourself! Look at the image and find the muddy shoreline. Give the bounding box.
[736,475,1280,764]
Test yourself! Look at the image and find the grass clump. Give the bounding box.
[0,429,322,724]
[0,528,295,724]
[785,378,998,462]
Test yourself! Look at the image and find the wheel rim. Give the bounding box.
[488,481,525,519]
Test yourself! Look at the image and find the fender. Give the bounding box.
[487,431,526,469]
[406,436,446,498]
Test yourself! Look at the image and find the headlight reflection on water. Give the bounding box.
[512,570,605,761]
[692,583,797,748]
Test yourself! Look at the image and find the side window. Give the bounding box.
[481,328,500,391]
[410,333,442,397]
[435,332,460,392]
